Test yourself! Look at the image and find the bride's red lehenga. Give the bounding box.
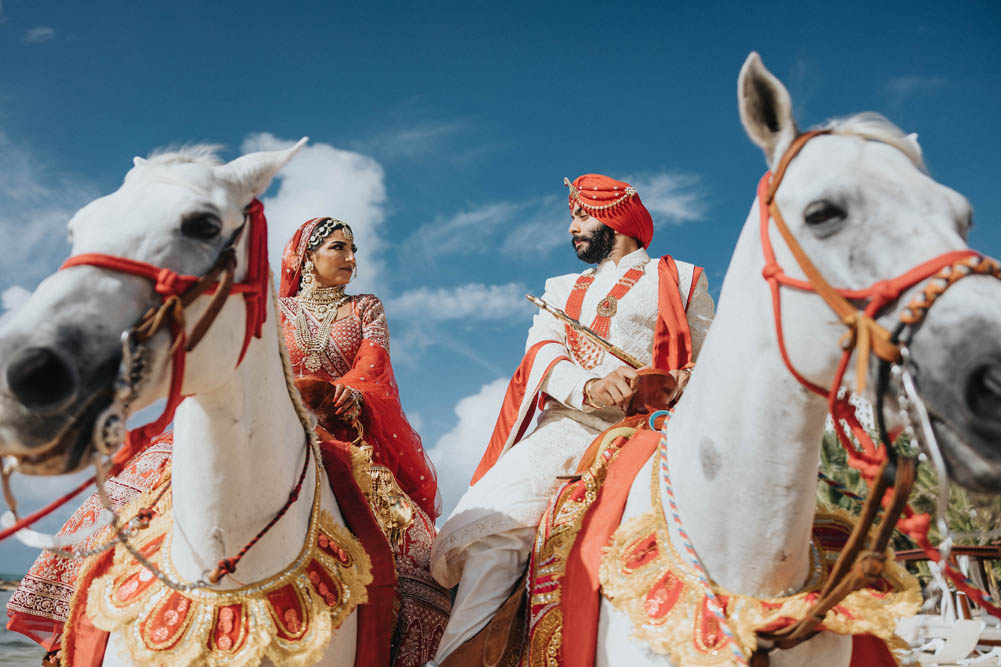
[6,217,450,666]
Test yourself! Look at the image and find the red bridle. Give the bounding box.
[760,130,1001,623]
[0,200,272,544]
[759,130,988,474]
[58,198,270,469]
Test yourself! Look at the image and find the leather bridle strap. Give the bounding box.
[759,144,978,477]
[765,131,899,393]
[760,130,980,395]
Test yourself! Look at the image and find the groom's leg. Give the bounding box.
[433,525,536,661]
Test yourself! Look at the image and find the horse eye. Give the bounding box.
[181,213,222,240]
[803,200,846,226]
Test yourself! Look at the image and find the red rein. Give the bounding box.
[0,200,269,544]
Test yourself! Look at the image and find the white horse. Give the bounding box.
[595,53,1001,666]
[0,140,363,665]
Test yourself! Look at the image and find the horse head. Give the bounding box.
[737,52,1000,492]
[0,139,306,475]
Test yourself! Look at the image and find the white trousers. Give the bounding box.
[432,525,536,660]
[431,409,613,661]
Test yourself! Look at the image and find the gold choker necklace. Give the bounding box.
[297,285,347,318]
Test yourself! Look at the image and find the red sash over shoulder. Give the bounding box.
[651,256,701,371]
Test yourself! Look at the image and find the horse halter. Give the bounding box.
[0,199,272,546]
[57,198,271,470]
[753,131,1001,653]
[759,130,999,475]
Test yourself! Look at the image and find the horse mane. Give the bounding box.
[817,112,927,173]
[124,144,226,185]
[145,144,225,166]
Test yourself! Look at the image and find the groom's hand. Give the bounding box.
[586,366,639,410]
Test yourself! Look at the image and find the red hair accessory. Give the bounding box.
[565,174,654,249]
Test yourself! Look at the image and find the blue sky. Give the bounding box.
[0,1,999,572]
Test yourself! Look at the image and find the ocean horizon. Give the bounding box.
[1,583,45,666]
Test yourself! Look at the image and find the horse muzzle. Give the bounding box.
[906,277,1001,493]
[0,305,125,475]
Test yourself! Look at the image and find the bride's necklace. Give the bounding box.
[294,284,350,372]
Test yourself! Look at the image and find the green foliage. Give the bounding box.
[817,430,1001,576]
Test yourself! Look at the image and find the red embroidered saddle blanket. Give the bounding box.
[521,427,908,666]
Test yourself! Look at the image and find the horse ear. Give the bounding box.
[133,156,147,168]
[217,137,308,199]
[738,52,798,168]
[905,132,923,158]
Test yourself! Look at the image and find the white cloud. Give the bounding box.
[408,195,570,262]
[0,285,31,329]
[354,120,467,159]
[407,201,524,263]
[624,172,704,225]
[886,76,948,104]
[412,171,704,263]
[387,282,531,322]
[24,26,55,43]
[0,131,97,292]
[240,133,388,294]
[388,322,434,367]
[427,377,508,517]
[499,194,568,257]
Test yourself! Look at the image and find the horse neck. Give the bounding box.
[666,210,831,596]
[169,296,315,587]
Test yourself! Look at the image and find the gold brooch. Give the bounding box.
[596,296,618,317]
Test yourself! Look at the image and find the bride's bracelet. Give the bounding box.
[342,388,363,420]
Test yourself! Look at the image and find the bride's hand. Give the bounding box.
[332,384,358,416]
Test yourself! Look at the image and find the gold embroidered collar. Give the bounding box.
[599,455,920,664]
[83,458,372,666]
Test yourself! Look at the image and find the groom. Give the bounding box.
[427,173,715,664]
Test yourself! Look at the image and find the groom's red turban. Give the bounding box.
[565,174,654,249]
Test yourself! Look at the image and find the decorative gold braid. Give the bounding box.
[348,420,413,546]
[524,427,636,665]
[900,255,1001,325]
[597,460,920,664]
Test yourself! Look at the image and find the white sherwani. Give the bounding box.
[430,248,714,660]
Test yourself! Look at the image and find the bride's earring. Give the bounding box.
[300,258,316,295]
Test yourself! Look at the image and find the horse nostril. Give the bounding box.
[5,346,79,410]
[965,362,1001,423]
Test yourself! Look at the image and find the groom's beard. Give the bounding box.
[572,224,615,264]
